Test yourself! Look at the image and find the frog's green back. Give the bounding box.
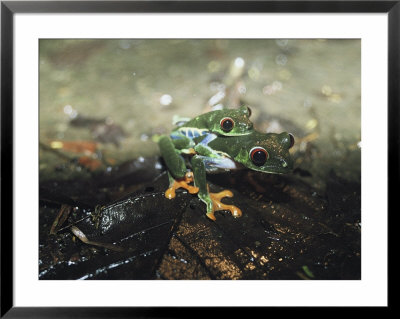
[179,106,253,136]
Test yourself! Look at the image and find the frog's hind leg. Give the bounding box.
[158,135,187,179]
[191,155,242,221]
[158,135,199,199]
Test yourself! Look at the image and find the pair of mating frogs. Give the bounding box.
[158,106,294,221]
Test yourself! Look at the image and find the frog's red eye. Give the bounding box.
[220,117,234,132]
[250,147,269,166]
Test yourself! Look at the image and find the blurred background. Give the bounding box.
[39,39,360,190]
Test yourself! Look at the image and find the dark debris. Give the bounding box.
[39,156,360,280]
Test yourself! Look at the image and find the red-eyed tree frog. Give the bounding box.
[157,107,294,220]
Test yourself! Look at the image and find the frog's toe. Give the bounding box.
[229,206,242,218]
[187,186,200,194]
[165,187,176,199]
[206,211,217,221]
[165,172,199,199]
[184,171,195,182]
[208,189,242,219]
[180,148,197,155]
[214,189,233,198]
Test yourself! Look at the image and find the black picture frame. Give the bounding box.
[1,0,396,317]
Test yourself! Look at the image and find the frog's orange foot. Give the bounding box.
[187,148,197,155]
[181,148,197,155]
[165,172,199,199]
[207,189,242,220]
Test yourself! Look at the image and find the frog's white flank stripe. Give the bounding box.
[177,127,209,139]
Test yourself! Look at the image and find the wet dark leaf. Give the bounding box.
[39,161,360,280]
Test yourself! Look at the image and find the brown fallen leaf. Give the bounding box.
[78,156,103,171]
[70,226,124,252]
[50,140,98,155]
[50,204,72,235]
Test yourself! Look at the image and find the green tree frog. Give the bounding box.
[158,113,295,220]
[157,105,253,185]
[170,105,253,139]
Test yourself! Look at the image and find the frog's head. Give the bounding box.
[234,131,295,174]
[210,105,253,136]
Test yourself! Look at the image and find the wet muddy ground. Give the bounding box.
[39,39,361,280]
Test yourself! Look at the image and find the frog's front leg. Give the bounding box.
[158,135,199,198]
[191,155,242,221]
[193,133,230,158]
